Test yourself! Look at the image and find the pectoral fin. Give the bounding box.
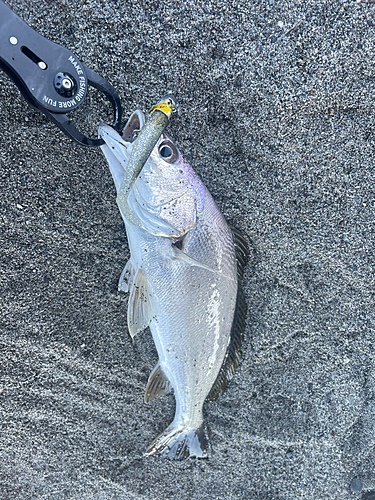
[170,245,217,273]
[144,363,172,402]
[170,245,233,280]
[128,269,155,338]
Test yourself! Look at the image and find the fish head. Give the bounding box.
[99,111,205,238]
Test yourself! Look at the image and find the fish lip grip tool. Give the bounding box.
[0,0,123,146]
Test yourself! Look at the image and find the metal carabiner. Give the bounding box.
[0,0,123,146]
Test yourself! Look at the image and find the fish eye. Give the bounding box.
[158,140,178,163]
[160,145,173,158]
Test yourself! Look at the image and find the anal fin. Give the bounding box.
[145,363,172,402]
[206,226,249,402]
[128,269,155,338]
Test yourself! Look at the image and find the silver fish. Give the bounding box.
[99,104,248,460]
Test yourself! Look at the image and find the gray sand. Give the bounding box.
[0,0,374,498]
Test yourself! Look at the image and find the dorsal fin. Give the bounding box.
[127,269,155,338]
[144,363,172,402]
[231,225,249,281]
[206,226,249,402]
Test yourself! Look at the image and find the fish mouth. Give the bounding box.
[121,109,145,143]
[99,110,146,192]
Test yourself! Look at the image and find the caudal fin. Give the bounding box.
[146,423,208,460]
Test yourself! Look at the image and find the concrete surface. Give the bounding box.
[0,0,374,498]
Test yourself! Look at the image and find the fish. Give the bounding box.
[99,103,248,460]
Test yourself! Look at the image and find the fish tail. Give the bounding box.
[146,422,208,460]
